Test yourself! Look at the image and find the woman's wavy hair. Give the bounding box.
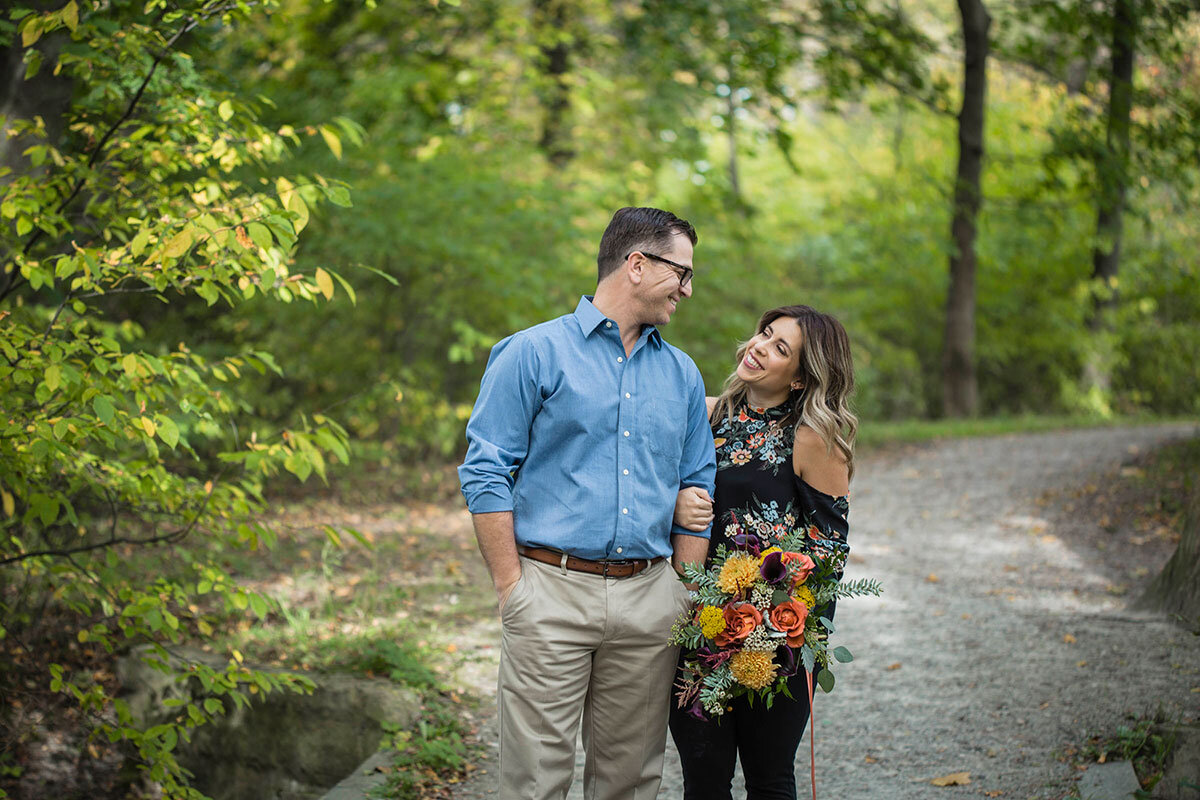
[711,305,858,479]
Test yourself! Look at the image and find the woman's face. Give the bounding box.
[736,315,804,397]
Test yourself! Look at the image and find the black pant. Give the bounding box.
[668,670,813,800]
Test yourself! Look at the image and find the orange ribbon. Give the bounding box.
[805,669,817,800]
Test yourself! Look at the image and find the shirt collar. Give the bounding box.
[573,295,664,348]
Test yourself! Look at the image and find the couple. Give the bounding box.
[457,207,856,800]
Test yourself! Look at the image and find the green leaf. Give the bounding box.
[129,228,151,257]
[833,646,853,663]
[249,593,268,619]
[93,396,115,424]
[322,525,343,548]
[44,364,62,392]
[247,222,273,252]
[155,416,179,449]
[218,100,234,121]
[816,668,835,693]
[326,186,352,207]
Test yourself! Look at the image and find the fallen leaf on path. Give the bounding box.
[1062,633,1076,643]
[864,755,878,763]
[1098,752,1107,764]
[1077,660,1088,667]
[983,791,1004,797]
[926,574,940,583]
[930,772,971,786]
[886,662,902,671]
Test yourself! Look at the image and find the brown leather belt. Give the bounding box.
[518,546,664,578]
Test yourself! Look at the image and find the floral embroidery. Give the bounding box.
[713,403,792,477]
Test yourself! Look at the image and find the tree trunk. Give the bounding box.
[1084,0,1136,395]
[1139,470,1200,622]
[532,0,573,167]
[941,0,991,418]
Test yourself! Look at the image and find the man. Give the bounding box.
[458,207,717,800]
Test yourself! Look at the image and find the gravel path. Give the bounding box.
[449,423,1200,799]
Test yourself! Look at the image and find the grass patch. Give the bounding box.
[1060,712,1184,798]
[857,414,1196,451]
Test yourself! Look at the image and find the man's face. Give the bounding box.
[634,233,694,327]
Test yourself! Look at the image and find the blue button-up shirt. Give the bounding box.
[458,296,716,560]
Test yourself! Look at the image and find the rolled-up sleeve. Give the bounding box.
[457,333,543,513]
[671,364,717,539]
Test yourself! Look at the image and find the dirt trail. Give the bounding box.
[447,423,1200,799]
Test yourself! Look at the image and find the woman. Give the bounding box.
[670,304,857,800]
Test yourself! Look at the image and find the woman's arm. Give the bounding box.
[792,425,850,497]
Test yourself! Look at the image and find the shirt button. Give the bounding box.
[621,509,628,515]
[625,392,631,399]
[616,546,624,553]
[623,469,629,475]
[606,321,613,328]
[623,430,630,437]
[617,356,624,363]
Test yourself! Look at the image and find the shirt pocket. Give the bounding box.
[645,397,687,460]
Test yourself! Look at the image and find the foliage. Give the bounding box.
[0,1,362,796]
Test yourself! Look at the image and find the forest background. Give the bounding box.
[2,0,1199,797]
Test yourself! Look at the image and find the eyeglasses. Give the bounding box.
[626,251,693,288]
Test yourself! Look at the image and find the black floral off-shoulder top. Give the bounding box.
[707,400,850,565]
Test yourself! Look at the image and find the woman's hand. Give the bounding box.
[674,485,714,532]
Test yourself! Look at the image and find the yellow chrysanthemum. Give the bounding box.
[698,606,726,639]
[730,650,778,690]
[717,555,760,595]
[758,546,782,564]
[793,586,816,609]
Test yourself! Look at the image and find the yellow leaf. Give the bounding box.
[140,416,156,437]
[1062,633,1076,644]
[21,19,43,47]
[320,126,342,159]
[314,268,334,300]
[61,1,79,31]
[2,491,14,517]
[122,353,139,377]
[232,649,243,664]
[218,100,234,121]
[287,192,309,233]
[931,772,971,787]
[163,228,192,258]
[197,619,213,636]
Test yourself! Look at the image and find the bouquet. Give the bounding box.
[670,513,882,720]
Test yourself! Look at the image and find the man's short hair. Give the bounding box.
[596,207,697,283]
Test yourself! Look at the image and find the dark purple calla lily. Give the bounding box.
[760,551,787,585]
[685,698,708,722]
[731,531,762,555]
[775,645,799,678]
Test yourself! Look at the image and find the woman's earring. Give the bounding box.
[791,382,803,392]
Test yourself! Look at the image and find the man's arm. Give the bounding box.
[457,334,542,608]
[671,531,708,587]
[472,511,522,606]
[670,364,717,587]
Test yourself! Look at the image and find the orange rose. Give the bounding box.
[713,602,762,647]
[781,551,815,586]
[770,600,809,647]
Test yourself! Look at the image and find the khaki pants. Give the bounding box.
[497,555,691,800]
